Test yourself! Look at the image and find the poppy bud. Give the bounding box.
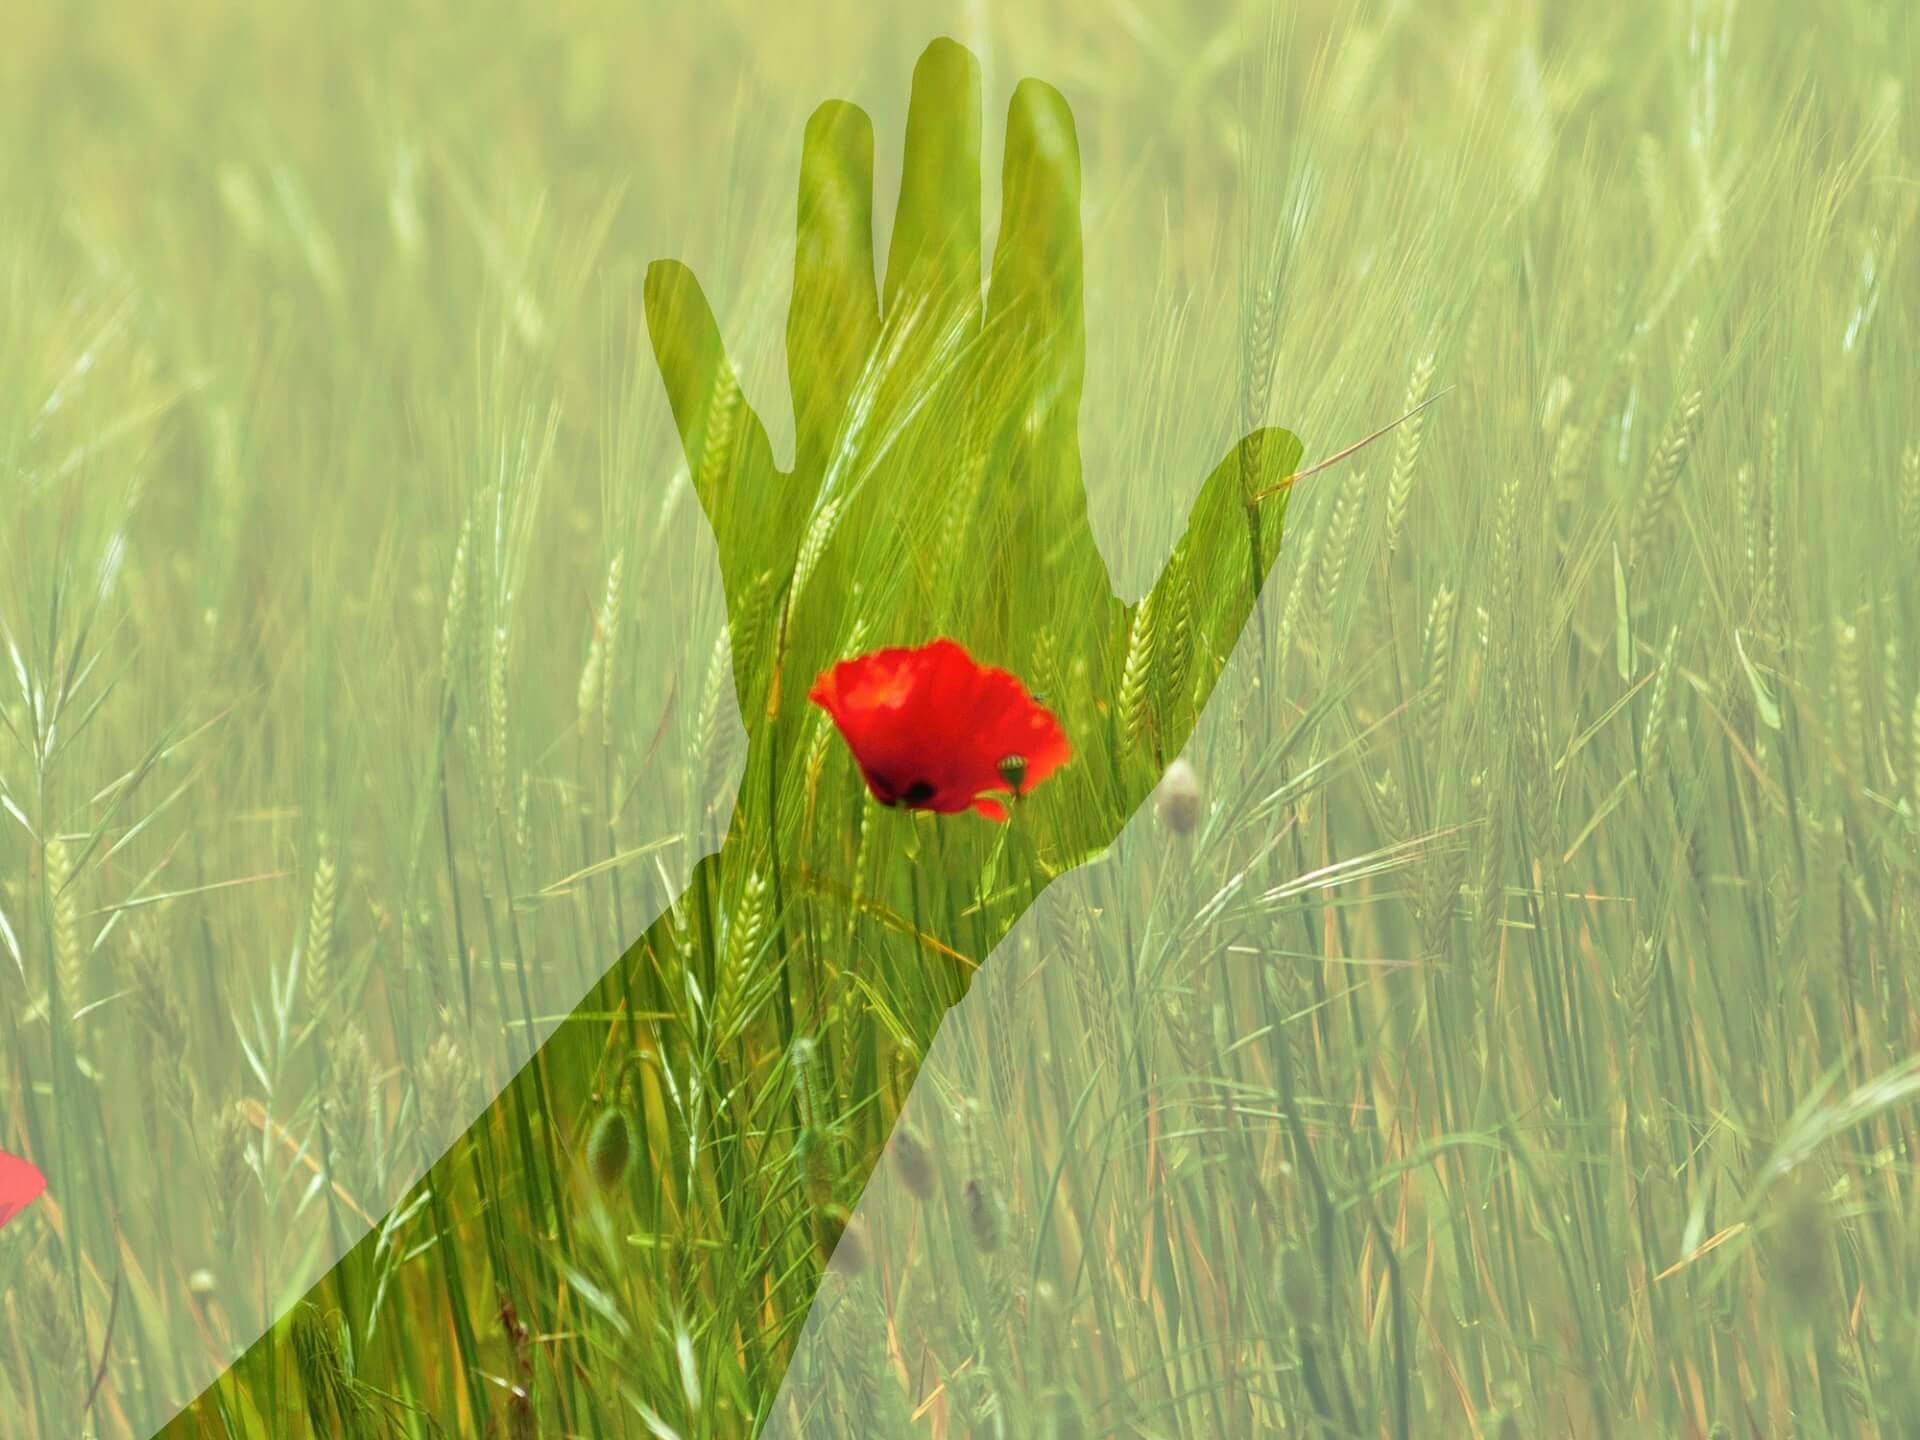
[795,1126,835,1208]
[1764,1168,1835,1330]
[1280,1247,1320,1322]
[587,1106,632,1191]
[963,1177,1001,1253]
[1154,757,1203,835]
[889,1120,935,1201]
[817,1202,867,1274]
[998,753,1028,797]
[1040,1386,1089,1440]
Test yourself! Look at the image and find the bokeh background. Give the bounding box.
[4,0,1919,1435]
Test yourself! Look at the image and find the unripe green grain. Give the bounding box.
[212,1097,254,1251]
[1901,441,1919,560]
[1315,467,1366,621]
[1628,388,1703,563]
[696,627,737,810]
[20,1250,81,1387]
[1119,589,1156,756]
[698,366,738,500]
[1160,549,1196,717]
[575,632,603,731]
[44,836,82,1021]
[1276,517,1320,678]
[598,549,624,735]
[488,623,510,813]
[415,1029,476,1166]
[304,838,337,1010]
[1385,353,1436,557]
[324,1021,377,1193]
[441,518,471,684]
[716,870,768,1041]
[1642,625,1680,789]
[1422,583,1456,752]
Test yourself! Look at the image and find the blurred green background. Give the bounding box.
[4,0,1919,1435]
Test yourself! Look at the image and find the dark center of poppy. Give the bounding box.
[865,771,936,807]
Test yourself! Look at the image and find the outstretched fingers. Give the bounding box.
[986,78,1085,409]
[789,100,881,474]
[884,38,984,336]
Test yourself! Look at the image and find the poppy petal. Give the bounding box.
[0,1148,47,1232]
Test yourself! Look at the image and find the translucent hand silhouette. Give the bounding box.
[645,38,1300,851]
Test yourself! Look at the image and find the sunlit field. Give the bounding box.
[5,1,1920,1436]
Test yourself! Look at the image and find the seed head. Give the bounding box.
[818,1202,867,1274]
[304,840,338,1010]
[323,1021,377,1188]
[1154,756,1203,836]
[212,1098,255,1248]
[795,1126,834,1209]
[587,1105,633,1191]
[889,1120,935,1201]
[415,1029,476,1161]
[44,836,83,1021]
[1119,590,1157,757]
[963,1176,1001,1253]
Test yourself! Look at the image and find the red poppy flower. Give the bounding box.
[0,1148,46,1232]
[808,638,1069,822]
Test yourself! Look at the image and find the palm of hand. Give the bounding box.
[645,38,1300,865]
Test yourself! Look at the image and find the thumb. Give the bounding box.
[643,259,778,523]
[1122,426,1303,757]
[645,260,791,730]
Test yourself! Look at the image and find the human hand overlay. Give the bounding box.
[631,45,1304,1429]
[645,37,1301,866]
